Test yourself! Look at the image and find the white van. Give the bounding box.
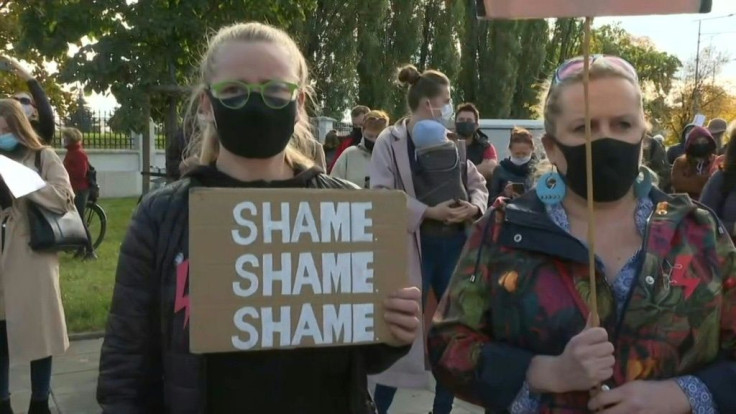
[477,119,545,160]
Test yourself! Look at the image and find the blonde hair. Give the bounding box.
[185,22,315,168]
[61,127,83,144]
[0,99,45,150]
[542,59,643,136]
[363,110,390,132]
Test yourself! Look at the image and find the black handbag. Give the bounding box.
[27,151,89,252]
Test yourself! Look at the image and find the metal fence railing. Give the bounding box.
[53,111,352,150]
[53,110,135,150]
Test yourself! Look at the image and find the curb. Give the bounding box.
[69,331,105,341]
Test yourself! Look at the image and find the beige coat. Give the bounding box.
[0,148,71,362]
[368,119,488,389]
[330,142,371,188]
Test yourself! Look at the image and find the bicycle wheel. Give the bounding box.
[85,202,108,250]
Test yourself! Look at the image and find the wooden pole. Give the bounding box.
[582,17,598,327]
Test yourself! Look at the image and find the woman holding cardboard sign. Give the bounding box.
[429,56,736,413]
[97,22,421,414]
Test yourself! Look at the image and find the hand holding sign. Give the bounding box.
[383,287,421,347]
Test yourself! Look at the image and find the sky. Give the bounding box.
[87,0,736,112]
[597,0,736,82]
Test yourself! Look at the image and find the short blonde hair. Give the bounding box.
[543,58,643,136]
[185,22,315,168]
[61,127,83,144]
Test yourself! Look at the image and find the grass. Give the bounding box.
[59,198,139,333]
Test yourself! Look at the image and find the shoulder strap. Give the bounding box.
[456,140,469,190]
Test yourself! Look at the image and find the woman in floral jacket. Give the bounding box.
[429,55,736,414]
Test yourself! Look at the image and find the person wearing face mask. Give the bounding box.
[369,64,488,414]
[454,103,497,179]
[96,22,421,414]
[330,110,388,188]
[671,126,717,199]
[327,105,371,173]
[0,100,73,414]
[488,127,536,201]
[429,55,735,414]
[0,56,55,145]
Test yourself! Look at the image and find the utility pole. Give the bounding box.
[693,13,736,114]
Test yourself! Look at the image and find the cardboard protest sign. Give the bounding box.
[476,0,712,19]
[188,188,409,354]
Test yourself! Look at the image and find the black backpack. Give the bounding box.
[87,164,100,202]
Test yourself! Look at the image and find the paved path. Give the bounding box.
[8,339,483,414]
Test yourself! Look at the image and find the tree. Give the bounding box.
[67,90,94,133]
[293,0,359,119]
[510,20,549,118]
[19,1,317,133]
[0,2,74,117]
[666,46,733,145]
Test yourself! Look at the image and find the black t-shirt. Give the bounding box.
[191,165,353,414]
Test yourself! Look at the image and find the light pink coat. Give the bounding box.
[368,118,488,388]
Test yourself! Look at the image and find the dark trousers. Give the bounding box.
[0,322,52,401]
[374,232,467,414]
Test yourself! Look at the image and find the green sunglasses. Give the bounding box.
[208,80,299,110]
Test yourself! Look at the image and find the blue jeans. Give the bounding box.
[374,232,467,414]
[0,321,52,401]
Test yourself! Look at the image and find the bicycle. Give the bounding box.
[83,200,107,250]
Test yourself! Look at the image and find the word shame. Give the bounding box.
[232,303,375,350]
[234,252,375,296]
[231,201,374,245]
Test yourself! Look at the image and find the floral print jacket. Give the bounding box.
[428,188,736,413]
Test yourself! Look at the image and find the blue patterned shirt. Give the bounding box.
[509,197,717,414]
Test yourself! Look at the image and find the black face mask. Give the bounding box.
[363,138,375,153]
[455,121,476,138]
[556,137,643,202]
[689,143,712,158]
[209,92,296,159]
[352,127,363,140]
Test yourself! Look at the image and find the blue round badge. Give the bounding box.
[536,172,566,205]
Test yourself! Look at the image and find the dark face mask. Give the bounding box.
[352,126,363,140]
[363,138,375,153]
[556,137,643,202]
[208,92,296,159]
[689,143,712,158]
[455,121,476,138]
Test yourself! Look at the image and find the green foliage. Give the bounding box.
[0,2,75,116]
[14,1,688,131]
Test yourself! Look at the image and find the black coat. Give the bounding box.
[96,166,409,413]
[27,79,55,145]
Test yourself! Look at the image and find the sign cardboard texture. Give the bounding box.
[189,188,409,354]
[476,0,711,19]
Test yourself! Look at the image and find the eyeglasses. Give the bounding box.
[553,55,638,85]
[12,97,32,106]
[208,80,299,110]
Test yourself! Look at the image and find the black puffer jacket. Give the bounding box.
[97,165,409,414]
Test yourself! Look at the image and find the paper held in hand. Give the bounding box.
[476,0,712,19]
[0,155,46,198]
[188,188,409,354]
